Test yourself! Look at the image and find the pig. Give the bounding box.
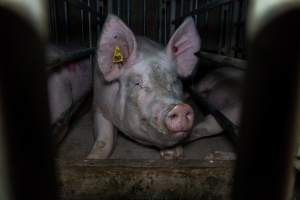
[46,45,92,124]
[88,14,201,159]
[188,67,244,141]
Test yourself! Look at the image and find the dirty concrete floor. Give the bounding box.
[56,109,235,162]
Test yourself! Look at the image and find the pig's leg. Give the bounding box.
[189,105,240,141]
[160,146,184,160]
[87,109,117,159]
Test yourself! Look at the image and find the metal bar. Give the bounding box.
[88,0,93,48]
[194,0,198,23]
[117,0,121,16]
[53,0,59,43]
[195,51,247,70]
[143,0,146,35]
[80,0,85,45]
[158,0,162,43]
[127,0,130,25]
[96,0,102,36]
[180,0,184,16]
[164,1,167,43]
[172,0,233,25]
[108,0,113,13]
[46,48,96,70]
[64,0,70,43]
[170,0,176,34]
[234,0,243,57]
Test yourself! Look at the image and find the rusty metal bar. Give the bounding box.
[233,2,300,200]
[195,51,247,70]
[172,0,233,26]
[46,47,96,71]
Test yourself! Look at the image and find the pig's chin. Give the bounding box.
[148,124,190,147]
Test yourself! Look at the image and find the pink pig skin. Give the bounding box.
[47,45,92,124]
[88,15,201,159]
[189,67,244,140]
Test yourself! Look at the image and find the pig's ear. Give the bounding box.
[166,17,201,78]
[97,14,137,81]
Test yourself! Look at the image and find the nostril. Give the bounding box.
[169,113,177,119]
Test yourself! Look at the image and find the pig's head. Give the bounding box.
[96,15,201,148]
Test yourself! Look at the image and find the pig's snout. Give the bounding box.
[164,104,194,133]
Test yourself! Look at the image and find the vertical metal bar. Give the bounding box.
[88,0,93,68]
[170,0,176,34]
[143,0,146,35]
[158,0,162,43]
[195,0,199,24]
[127,0,130,25]
[108,0,113,14]
[228,1,234,56]
[80,0,85,45]
[52,0,59,43]
[88,0,92,48]
[235,0,243,57]
[180,0,184,16]
[164,1,167,44]
[96,0,99,36]
[189,0,193,12]
[63,0,69,43]
[117,0,120,16]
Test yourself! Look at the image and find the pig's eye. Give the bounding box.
[135,82,141,86]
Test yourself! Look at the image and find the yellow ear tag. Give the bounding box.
[112,46,124,64]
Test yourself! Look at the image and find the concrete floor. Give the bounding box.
[56,109,235,162]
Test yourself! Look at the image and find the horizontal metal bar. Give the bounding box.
[52,92,91,146]
[46,47,96,71]
[195,51,247,70]
[186,86,239,147]
[172,0,234,26]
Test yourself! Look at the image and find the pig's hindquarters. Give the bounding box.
[188,67,243,141]
[48,69,72,123]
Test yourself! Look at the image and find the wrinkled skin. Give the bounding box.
[47,45,92,124]
[88,15,200,159]
[188,67,244,141]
